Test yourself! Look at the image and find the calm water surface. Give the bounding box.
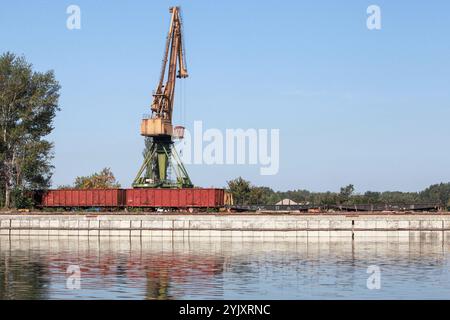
[1,234,450,299]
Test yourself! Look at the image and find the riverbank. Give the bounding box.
[1,212,450,239]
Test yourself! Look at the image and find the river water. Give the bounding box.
[1,234,450,299]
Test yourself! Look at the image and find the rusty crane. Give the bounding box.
[133,6,192,188]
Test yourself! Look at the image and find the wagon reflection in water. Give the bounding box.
[0,237,225,300]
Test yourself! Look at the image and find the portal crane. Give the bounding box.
[133,6,192,188]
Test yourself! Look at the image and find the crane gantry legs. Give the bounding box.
[132,136,192,188]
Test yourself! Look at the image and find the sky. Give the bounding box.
[0,0,449,193]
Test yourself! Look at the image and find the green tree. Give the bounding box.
[419,183,450,207]
[73,168,121,189]
[0,52,60,208]
[379,191,419,205]
[339,184,354,204]
[226,177,251,205]
[363,191,381,204]
[248,186,274,205]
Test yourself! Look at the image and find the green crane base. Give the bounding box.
[132,136,193,189]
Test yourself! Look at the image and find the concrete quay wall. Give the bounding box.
[1,213,450,239]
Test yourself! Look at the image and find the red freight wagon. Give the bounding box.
[126,188,225,208]
[41,189,126,207]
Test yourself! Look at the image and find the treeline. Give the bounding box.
[58,168,121,189]
[0,53,60,208]
[227,177,450,208]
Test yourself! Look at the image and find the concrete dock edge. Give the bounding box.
[1,213,450,239]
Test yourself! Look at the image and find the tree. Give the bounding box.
[73,168,121,189]
[363,191,381,204]
[226,177,251,205]
[0,52,60,208]
[339,184,354,204]
[314,191,339,205]
[377,191,419,205]
[248,186,274,205]
[419,183,450,207]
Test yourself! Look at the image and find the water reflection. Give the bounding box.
[0,248,49,299]
[0,234,449,299]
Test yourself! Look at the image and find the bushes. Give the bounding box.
[11,189,35,209]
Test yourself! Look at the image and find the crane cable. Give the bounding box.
[180,7,187,127]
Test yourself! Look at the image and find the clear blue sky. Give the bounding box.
[1,0,449,192]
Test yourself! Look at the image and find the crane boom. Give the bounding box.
[142,6,187,136]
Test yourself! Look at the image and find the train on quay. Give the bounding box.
[33,188,233,212]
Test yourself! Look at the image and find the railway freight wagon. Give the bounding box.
[38,188,231,211]
[41,189,126,209]
[126,188,225,210]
